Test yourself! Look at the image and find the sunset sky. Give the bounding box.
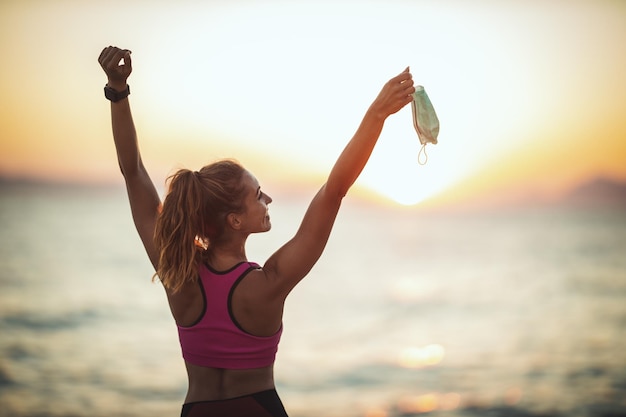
[1,0,625,206]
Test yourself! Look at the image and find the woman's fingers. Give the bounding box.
[98,46,127,68]
[98,46,132,82]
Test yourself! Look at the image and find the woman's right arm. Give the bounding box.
[262,69,415,298]
[99,46,161,269]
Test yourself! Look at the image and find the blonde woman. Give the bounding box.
[98,45,414,417]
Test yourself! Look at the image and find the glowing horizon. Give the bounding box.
[1,1,625,207]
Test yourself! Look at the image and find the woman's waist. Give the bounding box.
[184,361,275,402]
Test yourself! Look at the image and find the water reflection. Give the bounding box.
[392,391,461,415]
[398,344,445,369]
[505,387,523,406]
[364,389,523,417]
[397,393,439,414]
[364,407,388,417]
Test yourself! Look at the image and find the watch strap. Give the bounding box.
[104,84,130,102]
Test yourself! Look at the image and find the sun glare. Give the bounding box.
[358,121,475,207]
[132,2,532,206]
[3,0,623,202]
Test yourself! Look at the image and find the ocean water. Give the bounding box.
[1,182,625,417]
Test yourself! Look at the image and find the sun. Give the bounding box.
[360,175,458,207]
[354,114,469,207]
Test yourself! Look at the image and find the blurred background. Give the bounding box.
[1,1,625,416]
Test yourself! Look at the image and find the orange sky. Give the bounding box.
[1,0,625,207]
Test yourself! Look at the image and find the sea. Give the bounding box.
[1,181,625,417]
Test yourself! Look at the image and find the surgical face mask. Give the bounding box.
[411,86,439,165]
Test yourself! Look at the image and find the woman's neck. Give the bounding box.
[206,240,248,271]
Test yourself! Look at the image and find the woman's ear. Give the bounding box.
[226,213,242,230]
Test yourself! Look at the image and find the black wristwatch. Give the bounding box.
[104,84,130,102]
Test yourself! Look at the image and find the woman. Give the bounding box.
[98,45,415,417]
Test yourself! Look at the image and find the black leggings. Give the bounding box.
[181,389,289,417]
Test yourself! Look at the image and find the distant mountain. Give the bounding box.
[436,176,626,212]
[0,175,124,194]
[559,177,626,208]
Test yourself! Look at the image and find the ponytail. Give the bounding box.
[153,160,246,293]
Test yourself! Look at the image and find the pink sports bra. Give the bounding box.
[177,262,282,369]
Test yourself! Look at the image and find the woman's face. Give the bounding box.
[238,170,273,234]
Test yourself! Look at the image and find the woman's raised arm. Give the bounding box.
[98,46,161,268]
[263,68,415,297]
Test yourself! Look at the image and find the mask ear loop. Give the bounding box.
[418,143,428,165]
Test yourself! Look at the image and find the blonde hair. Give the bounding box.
[154,159,247,293]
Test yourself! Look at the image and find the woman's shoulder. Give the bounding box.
[201,260,260,275]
